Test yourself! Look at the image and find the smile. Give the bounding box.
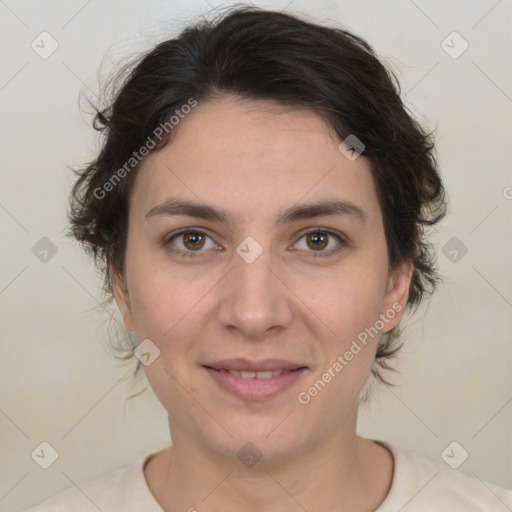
[220,369,293,379]
[203,362,308,401]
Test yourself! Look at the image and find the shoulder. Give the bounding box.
[21,454,163,512]
[377,441,512,511]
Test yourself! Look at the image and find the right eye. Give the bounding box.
[164,229,218,258]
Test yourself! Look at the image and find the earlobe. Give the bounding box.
[110,267,135,332]
[382,261,414,331]
[389,261,413,304]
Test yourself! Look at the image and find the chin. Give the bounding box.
[197,415,311,467]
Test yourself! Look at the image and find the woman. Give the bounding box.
[24,5,512,511]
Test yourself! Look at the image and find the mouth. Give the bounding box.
[211,368,296,379]
[202,359,309,400]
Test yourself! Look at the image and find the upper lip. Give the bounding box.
[203,358,307,372]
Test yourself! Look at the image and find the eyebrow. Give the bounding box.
[145,196,367,226]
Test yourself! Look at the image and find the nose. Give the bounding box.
[216,242,293,341]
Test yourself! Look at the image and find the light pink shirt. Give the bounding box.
[22,442,512,511]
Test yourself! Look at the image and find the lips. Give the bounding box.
[202,358,308,400]
[203,358,307,372]
[220,369,291,379]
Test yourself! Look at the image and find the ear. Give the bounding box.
[110,266,135,332]
[381,260,414,333]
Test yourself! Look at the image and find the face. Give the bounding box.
[112,96,412,465]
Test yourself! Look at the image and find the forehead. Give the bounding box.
[130,96,381,228]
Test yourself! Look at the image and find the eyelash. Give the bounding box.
[164,228,348,259]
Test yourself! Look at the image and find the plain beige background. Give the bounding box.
[1,0,511,510]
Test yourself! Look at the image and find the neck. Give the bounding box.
[145,418,394,512]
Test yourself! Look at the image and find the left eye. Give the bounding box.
[293,229,344,256]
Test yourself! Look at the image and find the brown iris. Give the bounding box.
[183,232,206,250]
[306,232,328,251]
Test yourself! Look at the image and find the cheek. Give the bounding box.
[298,269,388,408]
[304,258,389,342]
[127,268,207,402]
[130,275,191,337]
[127,256,221,344]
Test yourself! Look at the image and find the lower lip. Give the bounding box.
[203,367,307,401]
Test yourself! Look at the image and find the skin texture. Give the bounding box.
[112,96,413,512]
